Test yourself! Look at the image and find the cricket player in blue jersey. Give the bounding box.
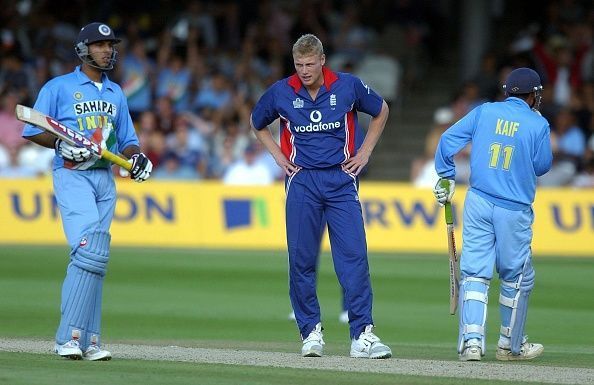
[251,34,391,359]
[434,68,552,361]
[22,22,153,361]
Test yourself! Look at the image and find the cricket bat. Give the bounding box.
[441,180,459,315]
[15,104,132,171]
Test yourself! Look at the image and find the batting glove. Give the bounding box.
[433,178,455,207]
[55,139,94,162]
[129,153,153,182]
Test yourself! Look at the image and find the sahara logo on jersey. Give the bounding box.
[74,100,117,117]
[293,110,341,133]
[223,198,269,229]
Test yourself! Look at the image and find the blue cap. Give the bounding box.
[76,22,121,46]
[503,68,542,95]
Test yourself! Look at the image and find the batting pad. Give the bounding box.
[499,258,535,355]
[71,230,111,276]
[55,264,101,345]
[83,276,104,349]
[458,277,490,353]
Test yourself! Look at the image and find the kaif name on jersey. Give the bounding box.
[495,118,519,137]
[74,100,117,117]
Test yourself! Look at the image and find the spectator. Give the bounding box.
[17,142,54,175]
[210,118,249,178]
[145,130,167,169]
[0,54,31,102]
[0,147,38,178]
[156,27,198,113]
[152,151,199,180]
[169,0,218,50]
[411,107,454,187]
[0,91,27,154]
[118,40,155,120]
[165,115,208,178]
[253,140,283,180]
[539,108,586,186]
[572,157,594,188]
[222,142,273,185]
[473,52,501,101]
[193,71,233,112]
[154,96,176,135]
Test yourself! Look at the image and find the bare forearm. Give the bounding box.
[251,115,299,176]
[251,118,283,159]
[24,132,57,149]
[359,101,389,157]
[121,145,141,159]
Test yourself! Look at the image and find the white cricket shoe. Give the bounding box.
[350,325,392,359]
[83,345,112,361]
[301,322,324,357]
[338,310,349,324]
[54,340,82,360]
[459,338,482,361]
[496,341,543,361]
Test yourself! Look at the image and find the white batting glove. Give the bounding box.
[128,153,153,182]
[55,139,95,162]
[433,178,455,207]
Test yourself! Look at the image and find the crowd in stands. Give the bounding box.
[412,0,594,188]
[0,0,428,182]
[3,1,592,187]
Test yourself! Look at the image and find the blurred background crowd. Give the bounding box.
[0,0,593,187]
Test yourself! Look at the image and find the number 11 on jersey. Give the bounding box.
[489,143,514,170]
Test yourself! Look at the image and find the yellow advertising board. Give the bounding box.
[0,179,592,256]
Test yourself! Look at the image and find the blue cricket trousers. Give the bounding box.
[285,166,373,340]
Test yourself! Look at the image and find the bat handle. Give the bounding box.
[444,202,453,225]
[102,150,132,171]
[439,179,454,224]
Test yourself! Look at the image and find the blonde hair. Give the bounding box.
[292,34,324,58]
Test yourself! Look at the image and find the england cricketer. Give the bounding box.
[22,22,153,361]
[433,67,552,361]
[251,34,391,359]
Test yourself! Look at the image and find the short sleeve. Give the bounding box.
[251,84,279,130]
[353,76,383,117]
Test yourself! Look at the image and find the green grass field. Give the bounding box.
[1,246,593,384]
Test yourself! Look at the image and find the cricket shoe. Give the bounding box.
[301,322,324,357]
[350,325,392,359]
[83,344,112,361]
[459,338,482,361]
[496,340,543,361]
[54,340,82,360]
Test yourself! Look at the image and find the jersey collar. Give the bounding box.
[75,66,114,91]
[506,96,530,109]
[287,67,339,94]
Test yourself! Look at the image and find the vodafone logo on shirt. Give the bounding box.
[293,110,341,132]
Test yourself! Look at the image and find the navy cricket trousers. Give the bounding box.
[285,166,373,340]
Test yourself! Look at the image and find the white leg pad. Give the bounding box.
[499,258,535,355]
[458,277,490,353]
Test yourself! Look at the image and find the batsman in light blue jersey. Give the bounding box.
[434,68,552,362]
[22,22,153,361]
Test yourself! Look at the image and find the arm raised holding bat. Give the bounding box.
[433,68,552,362]
[19,22,153,362]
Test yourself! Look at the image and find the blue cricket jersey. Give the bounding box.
[22,66,139,170]
[251,67,383,169]
[435,97,552,210]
